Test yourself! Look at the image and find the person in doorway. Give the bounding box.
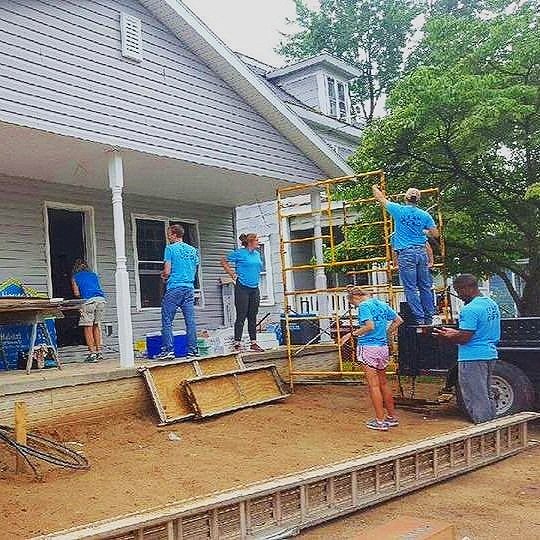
[433,274,501,424]
[71,259,106,363]
[158,224,200,360]
[339,286,403,431]
[373,185,439,325]
[221,233,265,352]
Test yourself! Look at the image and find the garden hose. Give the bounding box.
[0,425,90,480]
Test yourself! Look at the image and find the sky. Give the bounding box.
[182,0,319,67]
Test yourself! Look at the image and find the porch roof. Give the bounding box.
[0,122,293,206]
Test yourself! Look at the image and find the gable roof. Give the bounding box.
[266,53,362,81]
[139,0,353,179]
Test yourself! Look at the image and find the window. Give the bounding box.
[133,216,203,309]
[257,236,274,305]
[326,76,349,121]
[120,13,143,62]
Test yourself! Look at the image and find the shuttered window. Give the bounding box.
[120,13,143,62]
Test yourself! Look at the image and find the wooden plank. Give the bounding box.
[14,401,27,474]
[140,362,198,424]
[34,413,538,540]
[196,355,242,376]
[183,366,289,419]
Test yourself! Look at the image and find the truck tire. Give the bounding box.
[456,361,536,417]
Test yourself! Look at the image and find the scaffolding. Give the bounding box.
[277,171,449,390]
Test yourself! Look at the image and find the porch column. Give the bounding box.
[108,152,135,367]
[310,190,331,342]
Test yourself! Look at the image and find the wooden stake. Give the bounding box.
[15,401,28,474]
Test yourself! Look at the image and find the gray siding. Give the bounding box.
[277,74,320,111]
[0,174,235,350]
[318,131,357,160]
[0,0,324,182]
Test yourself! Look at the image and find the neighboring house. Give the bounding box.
[0,0,352,366]
[235,54,363,320]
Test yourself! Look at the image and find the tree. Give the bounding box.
[348,2,540,314]
[277,0,420,124]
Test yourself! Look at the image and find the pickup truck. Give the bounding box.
[398,317,540,416]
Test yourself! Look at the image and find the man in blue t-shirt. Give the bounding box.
[158,224,200,360]
[434,274,501,423]
[373,185,439,325]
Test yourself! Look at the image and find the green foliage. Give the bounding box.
[277,0,420,124]
[348,1,540,314]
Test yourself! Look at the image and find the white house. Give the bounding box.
[0,0,352,366]
[235,54,363,320]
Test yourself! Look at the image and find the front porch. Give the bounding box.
[0,121,298,372]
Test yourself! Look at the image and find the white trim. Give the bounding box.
[131,213,204,312]
[266,53,362,80]
[258,235,275,306]
[43,202,97,298]
[316,70,328,115]
[288,104,362,142]
[139,0,353,179]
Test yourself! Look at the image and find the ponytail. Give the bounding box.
[239,233,257,247]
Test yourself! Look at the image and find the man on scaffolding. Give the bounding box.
[372,185,439,325]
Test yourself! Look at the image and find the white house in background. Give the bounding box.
[235,54,363,319]
[0,0,352,366]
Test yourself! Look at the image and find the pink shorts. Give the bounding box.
[357,345,390,371]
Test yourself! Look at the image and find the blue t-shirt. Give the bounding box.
[164,241,199,291]
[386,202,436,250]
[73,270,105,300]
[227,248,263,288]
[357,298,398,346]
[458,296,501,361]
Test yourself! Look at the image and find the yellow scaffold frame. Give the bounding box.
[277,170,450,391]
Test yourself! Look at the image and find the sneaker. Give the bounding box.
[96,352,104,362]
[250,343,265,353]
[384,416,399,427]
[155,351,175,361]
[233,342,242,352]
[84,353,97,363]
[366,419,389,431]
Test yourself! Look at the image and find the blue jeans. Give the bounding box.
[161,286,197,355]
[398,245,435,324]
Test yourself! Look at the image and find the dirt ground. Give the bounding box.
[1,383,472,538]
[302,423,540,540]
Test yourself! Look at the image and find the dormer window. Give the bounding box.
[326,76,349,122]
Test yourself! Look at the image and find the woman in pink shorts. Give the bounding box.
[339,287,403,431]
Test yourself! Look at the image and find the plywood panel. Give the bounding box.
[184,366,288,419]
[142,363,197,423]
[237,369,281,403]
[197,355,241,376]
[185,375,243,417]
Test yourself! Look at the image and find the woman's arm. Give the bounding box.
[220,256,237,281]
[71,279,81,299]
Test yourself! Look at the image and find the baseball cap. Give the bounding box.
[405,188,421,201]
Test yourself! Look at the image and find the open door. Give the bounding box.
[46,207,92,347]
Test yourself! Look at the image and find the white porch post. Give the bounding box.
[108,152,134,367]
[310,190,331,342]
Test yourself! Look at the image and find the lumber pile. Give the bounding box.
[140,355,288,424]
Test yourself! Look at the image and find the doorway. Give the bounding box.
[45,205,96,347]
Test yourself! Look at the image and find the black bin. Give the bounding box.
[280,314,320,345]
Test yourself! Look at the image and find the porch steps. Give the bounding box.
[35,412,538,540]
[140,355,288,425]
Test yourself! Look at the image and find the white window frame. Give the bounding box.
[43,202,97,298]
[258,235,275,306]
[131,213,204,312]
[325,76,351,122]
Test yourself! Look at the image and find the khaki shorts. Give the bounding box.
[79,300,106,326]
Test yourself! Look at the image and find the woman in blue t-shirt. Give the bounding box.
[221,233,264,352]
[71,258,106,363]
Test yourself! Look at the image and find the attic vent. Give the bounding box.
[120,12,143,62]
